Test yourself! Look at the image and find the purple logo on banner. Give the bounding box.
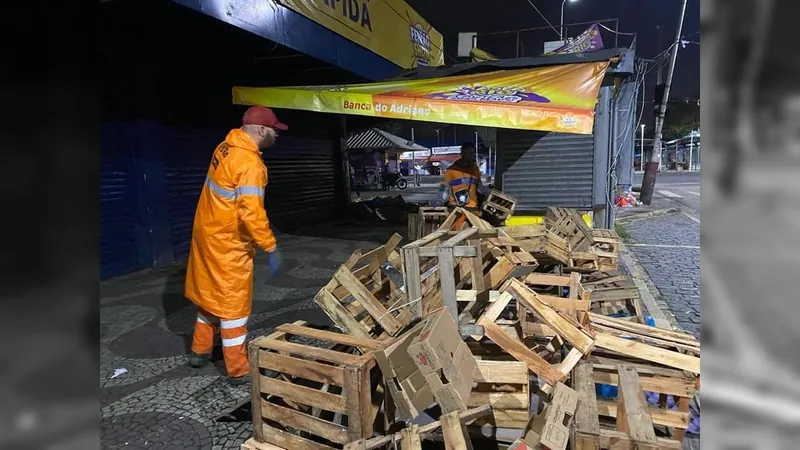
[550,23,605,55]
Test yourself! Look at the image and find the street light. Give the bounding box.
[560,0,579,41]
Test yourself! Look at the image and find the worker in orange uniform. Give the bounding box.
[184,106,287,385]
[439,143,488,229]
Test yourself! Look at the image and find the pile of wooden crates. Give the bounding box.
[242,207,700,450]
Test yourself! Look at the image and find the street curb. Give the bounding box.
[615,208,679,223]
[619,242,684,332]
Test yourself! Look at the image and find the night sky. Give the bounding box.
[406,0,700,129]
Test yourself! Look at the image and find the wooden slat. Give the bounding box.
[402,248,423,319]
[596,400,690,429]
[484,323,565,385]
[573,361,601,441]
[595,333,701,374]
[261,399,349,444]
[599,429,682,449]
[335,265,401,335]
[593,371,696,398]
[470,239,485,292]
[537,294,591,311]
[437,246,459,320]
[525,273,573,286]
[474,359,529,384]
[589,313,700,347]
[616,364,658,443]
[344,365,371,442]
[468,391,528,410]
[456,289,500,302]
[507,279,595,354]
[258,350,345,386]
[257,426,339,450]
[470,408,530,429]
[256,339,364,367]
[314,288,372,339]
[260,376,347,414]
[472,291,514,341]
[248,343,265,442]
[275,324,380,351]
[441,410,473,450]
[401,424,423,450]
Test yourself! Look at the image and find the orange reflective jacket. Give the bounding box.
[185,129,277,319]
[442,159,481,209]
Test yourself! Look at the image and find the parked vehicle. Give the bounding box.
[381,172,408,190]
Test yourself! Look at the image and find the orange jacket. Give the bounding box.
[442,159,481,209]
[185,129,277,319]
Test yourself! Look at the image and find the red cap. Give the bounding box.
[242,106,288,130]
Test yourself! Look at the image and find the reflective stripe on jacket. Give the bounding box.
[185,128,276,319]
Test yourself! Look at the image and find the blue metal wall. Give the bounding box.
[171,0,402,81]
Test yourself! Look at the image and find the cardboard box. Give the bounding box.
[374,320,435,420]
[515,382,578,450]
[374,309,478,419]
[407,310,477,415]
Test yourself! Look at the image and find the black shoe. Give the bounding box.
[188,352,210,368]
[227,374,251,386]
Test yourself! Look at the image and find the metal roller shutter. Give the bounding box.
[263,136,338,230]
[162,128,339,261]
[498,130,594,212]
[161,128,220,261]
[100,124,144,279]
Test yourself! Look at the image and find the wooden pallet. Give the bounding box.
[481,189,518,221]
[572,361,690,449]
[248,321,381,450]
[545,206,595,253]
[408,206,450,241]
[314,234,413,339]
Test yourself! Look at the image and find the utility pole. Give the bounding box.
[639,0,688,204]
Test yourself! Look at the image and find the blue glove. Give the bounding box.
[267,249,282,277]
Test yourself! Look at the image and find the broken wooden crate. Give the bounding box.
[343,405,492,450]
[572,361,691,449]
[468,351,531,430]
[407,206,449,241]
[248,321,381,450]
[481,189,518,222]
[314,234,414,340]
[591,228,621,271]
[581,270,643,320]
[401,220,537,331]
[545,206,595,253]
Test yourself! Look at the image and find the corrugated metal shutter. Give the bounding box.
[498,130,594,211]
[161,128,220,261]
[263,136,338,229]
[161,128,339,261]
[100,124,144,279]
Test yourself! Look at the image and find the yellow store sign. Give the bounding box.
[277,0,444,69]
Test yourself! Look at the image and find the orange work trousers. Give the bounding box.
[191,308,249,378]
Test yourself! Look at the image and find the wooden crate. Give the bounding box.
[469,356,530,430]
[545,206,595,253]
[571,361,693,450]
[501,224,570,266]
[314,234,414,339]
[481,189,518,221]
[591,229,621,271]
[581,271,642,320]
[408,206,450,241]
[248,321,380,450]
[402,213,538,335]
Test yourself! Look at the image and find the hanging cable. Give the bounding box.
[524,0,561,38]
[597,22,637,35]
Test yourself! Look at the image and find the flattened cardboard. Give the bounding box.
[520,382,579,450]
